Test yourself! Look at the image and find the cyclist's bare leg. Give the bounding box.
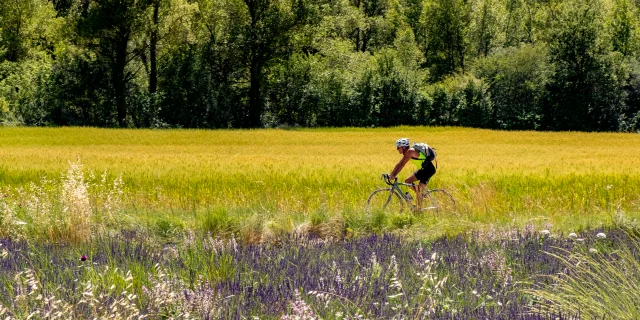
[405,174,426,209]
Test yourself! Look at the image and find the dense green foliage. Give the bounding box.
[1,0,640,131]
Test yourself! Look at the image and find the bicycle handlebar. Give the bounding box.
[381,173,416,187]
[381,173,397,186]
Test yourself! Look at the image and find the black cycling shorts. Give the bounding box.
[414,161,436,185]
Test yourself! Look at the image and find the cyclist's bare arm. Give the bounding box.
[389,149,419,180]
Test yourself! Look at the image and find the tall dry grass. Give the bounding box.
[525,232,640,319]
[0,159,124,243]
[0,127,639,241]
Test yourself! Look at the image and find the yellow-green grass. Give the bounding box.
[1,126,639,240]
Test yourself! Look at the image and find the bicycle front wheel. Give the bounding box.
[365,188,405,215]
[422,189,456,214]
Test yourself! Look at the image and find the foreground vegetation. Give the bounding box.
[1,126,639,318]
[1,227,639,318]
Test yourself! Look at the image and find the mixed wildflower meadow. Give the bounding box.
[0,126,640,318]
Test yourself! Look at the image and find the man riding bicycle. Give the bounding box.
[388,138,436,208]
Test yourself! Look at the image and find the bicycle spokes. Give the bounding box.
[365,188,405,214]
[422,189,457,214]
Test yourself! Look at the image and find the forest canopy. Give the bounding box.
[1,0,639,131]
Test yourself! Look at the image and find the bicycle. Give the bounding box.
[365,173,456,215]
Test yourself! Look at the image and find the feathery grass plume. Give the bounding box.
[525,233,640,319]
[143,263,220,319]
[77,268,142,319]
[0,201,25,239]
[5,269,75,319]
[22,178,59,240]
[387,255,408,312]
[90,169,125,222]
[24,179,54,221]
[479,248,513,289]
[414,251,451,317]
[60,159,92,243]
[0,162,127,242]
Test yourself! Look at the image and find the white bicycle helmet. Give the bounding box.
[395,138,410,148]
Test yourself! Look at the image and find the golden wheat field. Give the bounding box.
[1,126,639,240]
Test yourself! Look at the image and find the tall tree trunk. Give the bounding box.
[477,1,488,57]
[81,0,90,17]
[248,54,263,128]
[245,0,265,128]
[114,30,129,127]
[149,0,159,94]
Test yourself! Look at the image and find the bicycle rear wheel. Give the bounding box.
[365,188,405,215]
[422,189,456,214]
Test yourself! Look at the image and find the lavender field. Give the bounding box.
[0,226,637,319]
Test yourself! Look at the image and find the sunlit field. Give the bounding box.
[1,126,639,241]
[2,127,640,318]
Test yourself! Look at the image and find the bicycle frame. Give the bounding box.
[373,173,452,213]
[380,173,417,209]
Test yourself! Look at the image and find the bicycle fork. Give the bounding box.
[382,189,395,209]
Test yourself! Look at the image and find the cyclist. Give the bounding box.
[388,138,436,208]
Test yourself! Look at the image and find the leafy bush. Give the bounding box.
[426,74,492,128]
[472,44,549,130]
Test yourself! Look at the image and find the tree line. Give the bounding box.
[1,0,639,131]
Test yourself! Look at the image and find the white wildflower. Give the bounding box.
[568,232,578,239]
[281,289,315,320]
[589,248,598,254]
[596,232,606,239]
